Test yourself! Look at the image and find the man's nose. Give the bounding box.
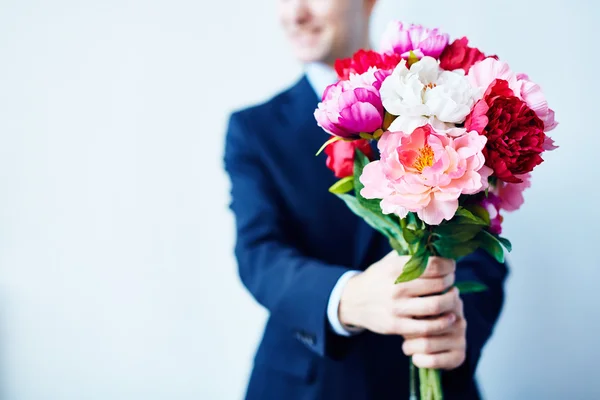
[289,0,311,26]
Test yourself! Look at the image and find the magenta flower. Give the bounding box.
[380,21,449,60]
[480,194,503,234]
[314,69,386,139]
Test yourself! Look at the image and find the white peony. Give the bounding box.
[380,56,479,133]
[380,57,437,117]
[424,69,478,123]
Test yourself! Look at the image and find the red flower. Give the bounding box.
[439,37,494,73]
[335,50,402,80]
[467,80,546,183]
[325,139,374,178]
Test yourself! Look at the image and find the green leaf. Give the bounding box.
[353,149,384,216]
[454,207,488,225]
[407,50,420,67]
[405,212,425,230]
[477,230,505,263]
[315,136,342,156]
[389,237,407,254]
[328,176,354,194]
[455,281,488,294]
[452,216,489,226]
[402,228,423,244]
[336,194,408,253]
[432,237,480,260]
[395,245,429,283]
[464,204,491,225]
[495,235,512,252]
[353,148,370,192]
[433,223,483,243]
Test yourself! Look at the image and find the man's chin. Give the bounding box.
[290,44,332,65]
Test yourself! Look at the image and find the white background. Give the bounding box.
[0,0,598,399]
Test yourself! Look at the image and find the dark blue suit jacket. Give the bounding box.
[224,76,508,400]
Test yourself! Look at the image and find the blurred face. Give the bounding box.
[278,0,376,66]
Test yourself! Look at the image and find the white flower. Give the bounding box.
[380,57,438,117]
[388,115,451,135]
[381,56,479,132]
[424,69,477,123]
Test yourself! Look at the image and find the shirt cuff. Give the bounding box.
[326,270,364,336]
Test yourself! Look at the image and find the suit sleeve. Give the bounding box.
[223,112,351,358]
[442,249,508,392]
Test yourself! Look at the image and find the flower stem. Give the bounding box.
[419,366,428,399]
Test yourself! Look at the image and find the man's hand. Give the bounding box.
[339,251,466,370]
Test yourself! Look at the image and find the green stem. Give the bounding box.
[431,368,443,399]
[419,367,428,399]
[418,368,442,400]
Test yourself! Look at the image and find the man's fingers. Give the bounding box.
[412,350,466,370]
[402,330,466,356]
[401,273,455,297]
[420,257,456,278]
[455,295,465,319]
[392,313,456,336]
[395,287,460,317]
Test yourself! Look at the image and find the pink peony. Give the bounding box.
[468,58,558,132]
[380,21,449,60]
[518,79,558,132]
[494,173,531,212]
[360,125,491,225]
[314,69,385,139]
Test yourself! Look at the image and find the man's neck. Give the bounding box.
[304,62,338,99]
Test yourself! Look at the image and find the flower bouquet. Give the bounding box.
[314,21,557,400]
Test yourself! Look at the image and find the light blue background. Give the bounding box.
[0,0,598,399]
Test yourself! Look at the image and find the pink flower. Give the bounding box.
[468,58,558,132]
[360,125,491,225]
[380,21,449,60]
[518,79,558,132]
[481,194,503,234]
[494,173,531,212]
[314,70,385,139]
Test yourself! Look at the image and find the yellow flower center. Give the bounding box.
[413,145,434,172]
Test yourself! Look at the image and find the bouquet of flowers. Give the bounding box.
[314,21,557,400]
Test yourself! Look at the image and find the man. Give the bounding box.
[223,0,507,398]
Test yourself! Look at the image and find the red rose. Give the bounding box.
[325,139,374,178]
[335,50,402,80]
[439,37,491,73]
[470,79,546,183]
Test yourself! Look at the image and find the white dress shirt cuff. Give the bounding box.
[327,270,364,336]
